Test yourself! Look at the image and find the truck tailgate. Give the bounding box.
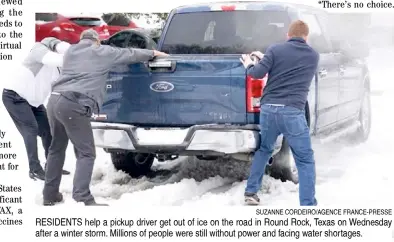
[102,55,247,126]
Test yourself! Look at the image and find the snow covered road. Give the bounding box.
[1,48,393,208]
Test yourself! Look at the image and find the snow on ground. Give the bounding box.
[1,48,393,208]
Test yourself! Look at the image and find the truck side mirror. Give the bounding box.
[331,40,341,53]
[343,43,370,59]
[337,40,369,60]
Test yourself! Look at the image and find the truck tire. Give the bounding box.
[110,151,155,178]
[353,84,372,143]
[266,139,299,184]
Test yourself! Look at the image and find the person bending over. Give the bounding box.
[43,29,169,206]
[2,37,71,181]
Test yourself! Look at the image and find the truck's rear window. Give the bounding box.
[161,11,291,54]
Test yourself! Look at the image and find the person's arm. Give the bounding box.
[55,41,71,54]
[246,47,274,79]
[30,43,65,67]
[107,46,156,65]
[41,51,64,67]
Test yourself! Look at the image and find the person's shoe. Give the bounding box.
[43,193,63,206]
[62,170,71,175]
[244,192,260,206]
[29,169,45,181]
[84,200,109,206]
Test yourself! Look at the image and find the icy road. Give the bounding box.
[1,47,393,208]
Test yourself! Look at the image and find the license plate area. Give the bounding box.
[134,128,189,145]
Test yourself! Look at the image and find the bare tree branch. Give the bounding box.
[101,13,169,26]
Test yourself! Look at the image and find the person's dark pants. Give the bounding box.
[245,104,317,206]
[2,89,50,173]
[43,93,95,203]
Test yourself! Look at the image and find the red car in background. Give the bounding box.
[35,13,110,43]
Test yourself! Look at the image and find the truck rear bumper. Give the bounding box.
[91,122,283,156]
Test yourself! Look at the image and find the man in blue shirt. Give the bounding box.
[240,20,319,206]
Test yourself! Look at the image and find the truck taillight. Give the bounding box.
[246,75,266,113]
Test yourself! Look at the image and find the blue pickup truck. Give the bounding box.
[92,2,372,184]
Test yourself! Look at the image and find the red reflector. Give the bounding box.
[221,5,236,11]
[60,23,75,31]
[246,75,266,113]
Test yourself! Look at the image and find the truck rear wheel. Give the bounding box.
[266,139,298,184]
[110,151,155,178]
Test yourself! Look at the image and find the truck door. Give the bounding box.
[300,12,341,131]
[336,41,366,122]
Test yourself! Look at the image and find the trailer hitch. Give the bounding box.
[156,154,179,162]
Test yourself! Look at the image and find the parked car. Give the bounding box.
[101,13,139,36]
[35,13,110,43]
[91,2,372,184]
[101,28,161,48]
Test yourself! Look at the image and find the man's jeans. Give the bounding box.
[2,89,50,173]
[245,104,317,206]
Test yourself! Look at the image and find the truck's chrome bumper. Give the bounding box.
[91,122,283,155]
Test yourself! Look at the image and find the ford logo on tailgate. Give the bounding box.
[150,81,174,92]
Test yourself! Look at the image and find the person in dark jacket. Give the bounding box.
[42,29,168,206]
[240,20,319,206]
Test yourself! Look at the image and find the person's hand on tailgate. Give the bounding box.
[153,50,169,57]
[250,51,264,60]
[240,54,255,69]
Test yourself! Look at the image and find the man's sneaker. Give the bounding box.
[43,193,63,206]
[244,193,260,206]
[84,200,109,206]
[29,169,45,181]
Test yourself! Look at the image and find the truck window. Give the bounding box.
[300,13,331,53]
[107,32,131,47]
[127,33,147,49]
[161,11,291,54]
